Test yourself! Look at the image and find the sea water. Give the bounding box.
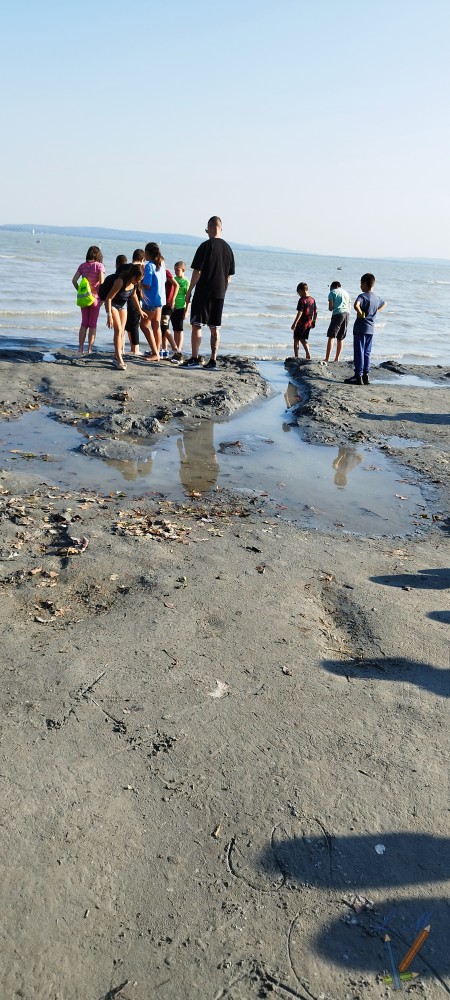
[1,229,450,366]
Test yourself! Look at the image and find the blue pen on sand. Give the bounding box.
[384,935,401,990]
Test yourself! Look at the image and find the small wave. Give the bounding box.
[0,310,72,316]
[0,254,17,259]
[426,280,450,285]
[223,311,292,319]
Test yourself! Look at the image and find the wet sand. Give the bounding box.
[1,350,449,999]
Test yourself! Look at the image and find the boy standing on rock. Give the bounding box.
[291,282,317,360]
[345,273,386,385]
[324,280,351,363]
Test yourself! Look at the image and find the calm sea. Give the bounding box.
[1,229,450,365]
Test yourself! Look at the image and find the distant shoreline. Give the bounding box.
[0,224,297,257]
[3,224,448,265]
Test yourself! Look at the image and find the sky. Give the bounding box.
[1,0,450,259]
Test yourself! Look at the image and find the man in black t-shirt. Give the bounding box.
[182,216,235,370]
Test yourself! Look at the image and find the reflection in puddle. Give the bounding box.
[0,363,438,536]
[102,452,155,481]
[177,422,219,493]
[332,446,362,488]
[284,381,301,409]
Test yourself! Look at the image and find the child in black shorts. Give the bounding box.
[169,261,190,364]
[291,282,317,359]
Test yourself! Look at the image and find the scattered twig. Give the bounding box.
[104,981,130,1000]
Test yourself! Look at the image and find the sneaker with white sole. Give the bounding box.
[181,356,203,368]
[170,352,183,365]
[203,359,217,370]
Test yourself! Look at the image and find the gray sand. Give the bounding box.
[0,352,448,999]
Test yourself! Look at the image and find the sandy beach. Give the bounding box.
[0,351,449,1000]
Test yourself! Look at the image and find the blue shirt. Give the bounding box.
[142,261,166,309]
[354,291,385,335]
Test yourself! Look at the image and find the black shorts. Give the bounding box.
[294,325,312,342]
[191,293,224,328]
[125,302,140,346]
[170,307,185,333]
[161,305,172,333]
[327,312,348,340]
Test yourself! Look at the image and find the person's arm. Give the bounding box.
[377,300,387,313]
[167,275,179,308]
[354,295,365,318]
[72,268,81,290]
[291,308,303,332]
[105,278,123,327]
[328,295,333,312]
[312,302,318,327]
[132,289,146,319]
[185,269,201,308]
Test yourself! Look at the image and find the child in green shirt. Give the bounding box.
[170,261,190,364]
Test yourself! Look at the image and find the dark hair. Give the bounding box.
[116,254,128,269]
[330,280,341,290]
[123,263,144,282]
[132,248,145,262]
[208,216,222,228]
[174,260,185,269]
[145,242,163,271]
[86,245,103,263]
[297,282,308,294]
[361,272,375,289]
[118,263,144,296]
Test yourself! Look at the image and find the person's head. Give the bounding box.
[116,254,127,270]
[206,216,222,238]
[297,282,308,295]
[174,261,186,276]
[360,272,375,291]
[86,245,103,263]
[122,263,144,286]
[330,280,341,290]
[145,241,163,270]
[132,248,145,262]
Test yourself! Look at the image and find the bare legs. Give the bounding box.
[191,324,219,361]
[296,336,311,360]
[78,324,88,353]
[334,338,344,362]
[112,307,127,368]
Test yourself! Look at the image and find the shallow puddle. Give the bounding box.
[0,362,438,537]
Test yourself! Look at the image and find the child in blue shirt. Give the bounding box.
[345,273,386,385]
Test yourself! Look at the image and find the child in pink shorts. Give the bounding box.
[72,246,105,353]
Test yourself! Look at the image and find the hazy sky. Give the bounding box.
[1,0,449,258]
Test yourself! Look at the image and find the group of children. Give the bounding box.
[73,245,386,384]
[72,244,190,370]
[291,274,387,384]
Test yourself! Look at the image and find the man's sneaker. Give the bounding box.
[362,374,370,385]
[344,375,363,385]
[181,356,203,368]
[160,350,169,358]
[170,352,183,365]
[204,359,217,370]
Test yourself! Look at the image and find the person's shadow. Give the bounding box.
[370,567,450,590]
[177,420,219,495]
[322,655,450,698]
[358,409,450,426]
[253,830,450,980]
